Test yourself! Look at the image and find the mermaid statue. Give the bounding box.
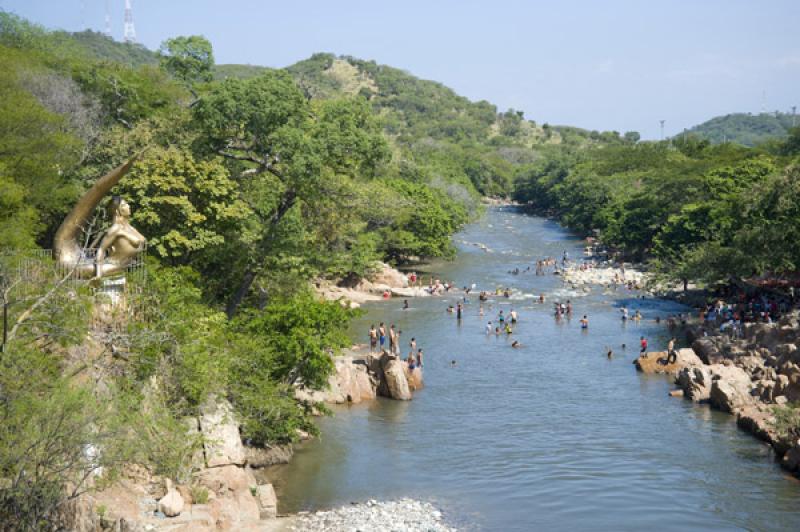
[53,157,146,281]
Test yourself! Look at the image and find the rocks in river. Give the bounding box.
[295,350,421,405]
[381,355,412,401]
[635,348,701,375]
[782,443,800,473]
[736,406,780,445]
[709,364,757,413]
[289,498,455,532]
[245,443,293,468]
[677,365,714,402]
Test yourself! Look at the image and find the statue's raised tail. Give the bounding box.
[54,157,138,278]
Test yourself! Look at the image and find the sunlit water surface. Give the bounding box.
[270,207,800,531]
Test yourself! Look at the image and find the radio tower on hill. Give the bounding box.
[123,0,136,43]
[104,0,112,38]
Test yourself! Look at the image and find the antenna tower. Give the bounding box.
[123,0,136,44]
[104,0,112,38]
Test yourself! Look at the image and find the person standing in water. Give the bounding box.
[486,321,493,334]
[640,335,648,357]
[457,302,463,320]
[510,309,518,324]
[369,324,377,352]
[580,315,589,329]
[379,323,386,350]
[417,348,424,368]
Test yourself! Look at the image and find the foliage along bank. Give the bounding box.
[513,132,800,288]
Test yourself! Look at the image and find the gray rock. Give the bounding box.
[199,398,246,467]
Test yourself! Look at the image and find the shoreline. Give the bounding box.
[634,313,800,478]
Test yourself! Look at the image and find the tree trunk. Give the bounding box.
[225,189,297,319]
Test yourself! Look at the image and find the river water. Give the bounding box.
[272,207,800,531]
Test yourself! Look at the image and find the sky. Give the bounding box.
[2,0,798,139]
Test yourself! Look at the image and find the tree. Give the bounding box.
[159,35,214,87]
[623,131,640,144]
[193,72,388,316]
[115,146,251,260]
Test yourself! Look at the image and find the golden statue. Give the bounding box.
[54,157,146,280]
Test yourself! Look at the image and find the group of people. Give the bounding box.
[368,322,424,370]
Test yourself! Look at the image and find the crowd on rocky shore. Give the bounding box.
[636,311,800,476]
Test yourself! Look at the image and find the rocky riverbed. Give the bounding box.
[287,499,455,532]
[561,263,648,289]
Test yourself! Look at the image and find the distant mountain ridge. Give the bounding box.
[681,111,797,147]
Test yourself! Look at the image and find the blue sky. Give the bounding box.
[2,0,798,139]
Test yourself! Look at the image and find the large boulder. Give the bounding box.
[245,444,293,468]
[199,399,246,468]
[691,337,723,364]
[380,355,412,401]
[676,366,713,402]
[295,356,378,405]
[195,465,260,530]
[782,443,800,473]
[709,364,756,413]
[370,262,408,288]
[158,483,184,518]
[635,348,701,374]
[737,406,778,444]
[776,343,800,367]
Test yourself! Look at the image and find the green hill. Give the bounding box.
[213,63,272,80]
[69,29,158,66]
[682,112,797,146]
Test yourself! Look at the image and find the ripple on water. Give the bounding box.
[275,208,800,532]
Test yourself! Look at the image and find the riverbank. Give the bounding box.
[315,262,430,308]
[635,312,800,477]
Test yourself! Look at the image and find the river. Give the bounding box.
[271,207,800,531]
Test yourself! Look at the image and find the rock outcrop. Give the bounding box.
[316,262,420,307]
[666,312,800,477]
[635,348,701,375]
[199,398,246,468]
[245,443,293,468]
[381,355,412,401]
[255,483,278,519]
[297,350,422,405]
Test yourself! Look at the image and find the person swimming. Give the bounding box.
[511,340,521,348]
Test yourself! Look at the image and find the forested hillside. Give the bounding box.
[0,13,501,527]
[682,111,797,146]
